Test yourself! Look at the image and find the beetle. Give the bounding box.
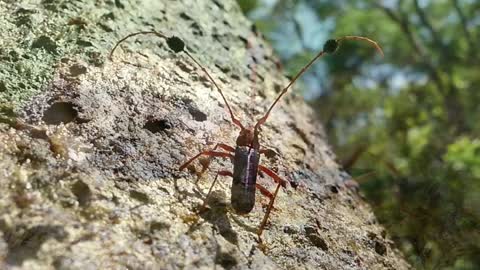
[110,30,383,240]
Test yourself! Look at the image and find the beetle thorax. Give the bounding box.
[236,127,260,149]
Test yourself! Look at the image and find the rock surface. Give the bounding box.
[0,0,410,269]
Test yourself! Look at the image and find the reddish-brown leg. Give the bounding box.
[259,148,277,159]
[256,184,280,212]
[256,165,289,240]
[257,183,282,241]
[255,183,274,199]
[212,143,235,152]
[199,170,233,211]
[179,143,235,171]
[187,144,235,181]
[258,165,287,187]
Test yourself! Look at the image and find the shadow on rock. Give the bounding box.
[190,190,239,245]
[3,224,68,266]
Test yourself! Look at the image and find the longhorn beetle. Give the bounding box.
[110,30,383,240]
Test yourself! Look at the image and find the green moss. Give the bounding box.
[0,102,17,126]
[31,35,58,53]
[0,81,6,92]
[0,0,166,107]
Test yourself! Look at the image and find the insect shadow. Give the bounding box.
[171,173,240,245]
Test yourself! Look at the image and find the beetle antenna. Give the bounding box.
[109,31,167,60]
[110,31,245,130]
[254,35,383,131]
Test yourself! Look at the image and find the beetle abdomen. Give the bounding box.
[231,146,260,214]
[231,183,256,214]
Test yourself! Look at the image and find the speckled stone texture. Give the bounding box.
[0,0,410,269]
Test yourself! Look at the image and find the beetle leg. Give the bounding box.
[257,183,282,241]
[258,165,287,188]
[213,143,235,152]
[256,183,280,213]
[180,150,233,184]
[255,183,273,199]
[259,148,277,159]
[256,183,281,212]
[199,170,233,211]
[188,143,235,181]
[179,143,234,171]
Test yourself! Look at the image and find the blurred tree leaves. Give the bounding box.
[238,0,480,269]
[445,138,480,178]
[237,0,258,14]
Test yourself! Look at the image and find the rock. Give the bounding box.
[0,0,409,269]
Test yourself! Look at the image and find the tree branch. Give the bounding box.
[452,0,476,59]
[374,2,466,133]
[412,0,441,47]
[373,2,444,93]
[413,0,460,64]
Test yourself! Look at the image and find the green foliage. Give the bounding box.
[445,138,480,178]
[237,0,480,268]
[236,0,259,14]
